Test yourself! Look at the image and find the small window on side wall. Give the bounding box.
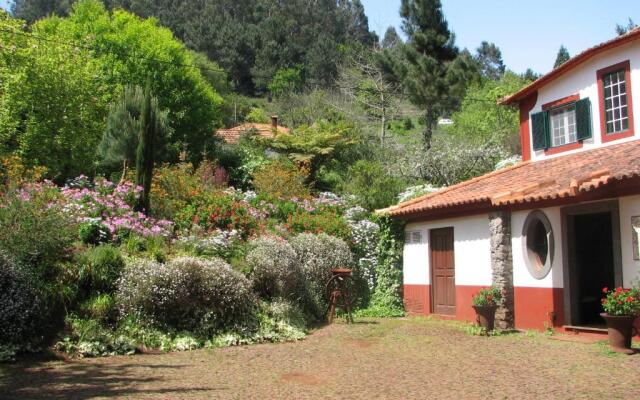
[404,231,422,245]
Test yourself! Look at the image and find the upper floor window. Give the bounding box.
[550,104,577,147]
[603,69,629,134]
[597,60,634,143]
[531,96,591,152]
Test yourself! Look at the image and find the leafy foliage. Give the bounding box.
[116,256,256,335]
[339,160,403,211]
[246,236,302,300]
[601,286,640,316]
[290,233,354,320]
[471,287,503,307]
[475,41,505,80]
[252,160,311,200]
[0,253,43,347]
[446,71,529,148]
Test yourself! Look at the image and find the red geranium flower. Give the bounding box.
[628,296,635,303]
[602,287,609,293]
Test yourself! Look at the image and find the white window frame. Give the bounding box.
[549,104,577,147]
[603,69,629,134]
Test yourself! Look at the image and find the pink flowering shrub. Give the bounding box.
[59,177,172,239]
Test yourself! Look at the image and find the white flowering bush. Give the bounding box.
[116,256,256,335]
[494,155,522,170]
[176,228,240,259]
[397,184,441,203]
[0,253,42,347]
[290,233,353,319]
[246,236,302,300]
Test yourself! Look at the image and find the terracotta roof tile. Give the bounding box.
[381,140,640,217]
[216,123,290,144]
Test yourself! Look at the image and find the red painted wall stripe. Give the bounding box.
[514,287,564,329]
[403,284,430,316]
[519,92,538,161]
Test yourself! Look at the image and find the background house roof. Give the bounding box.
[500,27,640,105]
[216,123,290,144]
[380,140,640,219]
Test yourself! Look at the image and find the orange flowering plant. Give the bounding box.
[472,287,503,307]
[601,287,640,316]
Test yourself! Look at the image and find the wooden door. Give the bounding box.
[430,227,456,315]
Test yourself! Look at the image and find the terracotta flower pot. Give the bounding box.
[600,313,637,355]
[473,305,498,331]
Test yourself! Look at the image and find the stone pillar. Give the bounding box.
[489,210,515,329]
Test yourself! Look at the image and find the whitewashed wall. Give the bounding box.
[619,195,640,286]
[528,41,640,161]
[403,215,492,286]
[512,207,565,288]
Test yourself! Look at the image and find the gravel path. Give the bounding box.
[2,318,639,399]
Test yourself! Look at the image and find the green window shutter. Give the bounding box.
[531,111,549,150]
[575,97,592,140]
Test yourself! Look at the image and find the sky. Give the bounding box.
[363,0,640,74]
[1,0,639,75]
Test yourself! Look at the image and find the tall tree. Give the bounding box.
[616,18,637,36]
[553,45,570,69]
[135,85,167,212]
[10,0,75,23]
[381,26,402,50]
[475,41,505,80]
[521,68,540,82]
[390,0,477,148]
[338,48,402,145]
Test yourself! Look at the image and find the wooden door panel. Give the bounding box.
[430,227,455,315]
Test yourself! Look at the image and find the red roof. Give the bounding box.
[381,140,640,219]
[500,28,640,105]
[216,123,290,144]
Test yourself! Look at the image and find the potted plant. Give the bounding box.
[600,286,640,354]
[471,287,502,331]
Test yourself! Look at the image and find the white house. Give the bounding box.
[381,28,640,333]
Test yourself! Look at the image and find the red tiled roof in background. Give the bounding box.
[380,140,640,219]
[500,27,640,105]
[216,123,290,144]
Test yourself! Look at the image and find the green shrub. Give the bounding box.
[0,189,76,278]
[252,160,311,200]
[338,160,404,211]
[80,294,116,322]
[117,257,256,335]
[0,253,43,347]
[285,210,351,240]
[246,236,302,300]
[77,245,125,294]
[290,233,353,320]
[79,221,112,245]
[265,299,307,330]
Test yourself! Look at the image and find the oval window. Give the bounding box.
[522,211,554,279]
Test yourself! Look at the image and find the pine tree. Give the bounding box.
[98,85,168,212]
[475,41,505,80]
[99,86,143,182]
[615,18,637,36]
[136,85,168,212]
[381,26,402,50]
[553,45,570,69]
[391,0,477,148]
[10,0,75,23]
